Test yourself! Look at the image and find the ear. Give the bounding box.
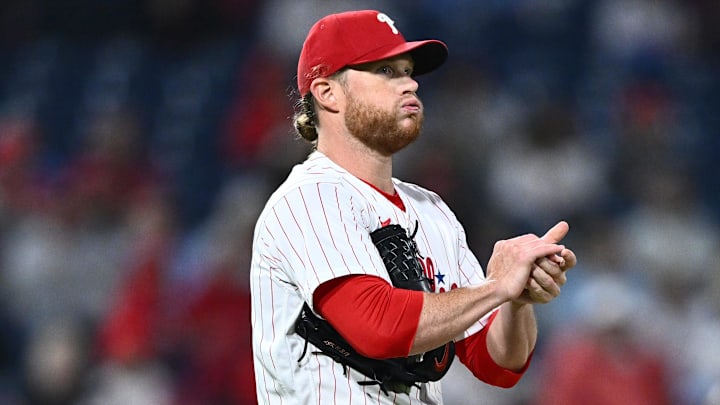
[310,78,342,113]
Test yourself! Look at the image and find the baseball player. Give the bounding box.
[250,9,576,405]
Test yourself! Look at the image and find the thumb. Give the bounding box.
[541,221,570,243]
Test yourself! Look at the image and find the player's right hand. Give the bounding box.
[485,232,565,302]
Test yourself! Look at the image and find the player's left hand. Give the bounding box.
[514,222,577,305]
[517,255,570,304]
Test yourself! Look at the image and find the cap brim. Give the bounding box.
[407,40,448,76]
[349,39,448,76]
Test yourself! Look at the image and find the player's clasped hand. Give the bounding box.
[486,221,576,305]
[521,221,576,304]
[520,257,565,304]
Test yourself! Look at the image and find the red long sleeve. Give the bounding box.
[454,310,533,388]
[314,274,532,387]
[313,274,423,359]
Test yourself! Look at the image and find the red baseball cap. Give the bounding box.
[297,10,448,96]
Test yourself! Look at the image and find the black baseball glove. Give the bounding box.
[295,223,455,395]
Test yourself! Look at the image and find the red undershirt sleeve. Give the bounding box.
[313,274,423,359]
[454,310,533,388]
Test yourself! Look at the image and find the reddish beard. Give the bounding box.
[344,93,423,156]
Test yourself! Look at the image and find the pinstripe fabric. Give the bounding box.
[251,152,491,404]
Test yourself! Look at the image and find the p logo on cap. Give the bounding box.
[297,10,448,96]
[377,13,399,34]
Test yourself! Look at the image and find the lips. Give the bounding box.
[401,98,422,113]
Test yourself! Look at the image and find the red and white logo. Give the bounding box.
[376,13,398,35]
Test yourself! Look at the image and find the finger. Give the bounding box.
[546,253,565,267]
[535,257,567,286]
[559,248,577,271]
[527,241,564,260]
[530,266,562,296]
[508,233,540,243]
[541,221,569,244]
[500,237,563,261]
[526,277,555,303]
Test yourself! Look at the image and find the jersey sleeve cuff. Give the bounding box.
[455,310,534,388]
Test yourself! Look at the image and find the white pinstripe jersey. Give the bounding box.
[250,151,493,405]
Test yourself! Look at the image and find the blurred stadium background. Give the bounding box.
[1,1,719,404]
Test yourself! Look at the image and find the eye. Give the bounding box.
[377,65,395,77]
[375,64,414,78]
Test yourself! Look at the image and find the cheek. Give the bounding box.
[353,91,395,113]
[348,77,393,101]
[355,86,384,102]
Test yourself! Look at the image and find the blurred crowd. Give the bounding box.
[1,1,719,404]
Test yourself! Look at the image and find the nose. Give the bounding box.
[401,76,419,95]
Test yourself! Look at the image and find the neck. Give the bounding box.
[317,136,394,194]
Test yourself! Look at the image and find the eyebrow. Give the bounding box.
[348,57,415,72]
